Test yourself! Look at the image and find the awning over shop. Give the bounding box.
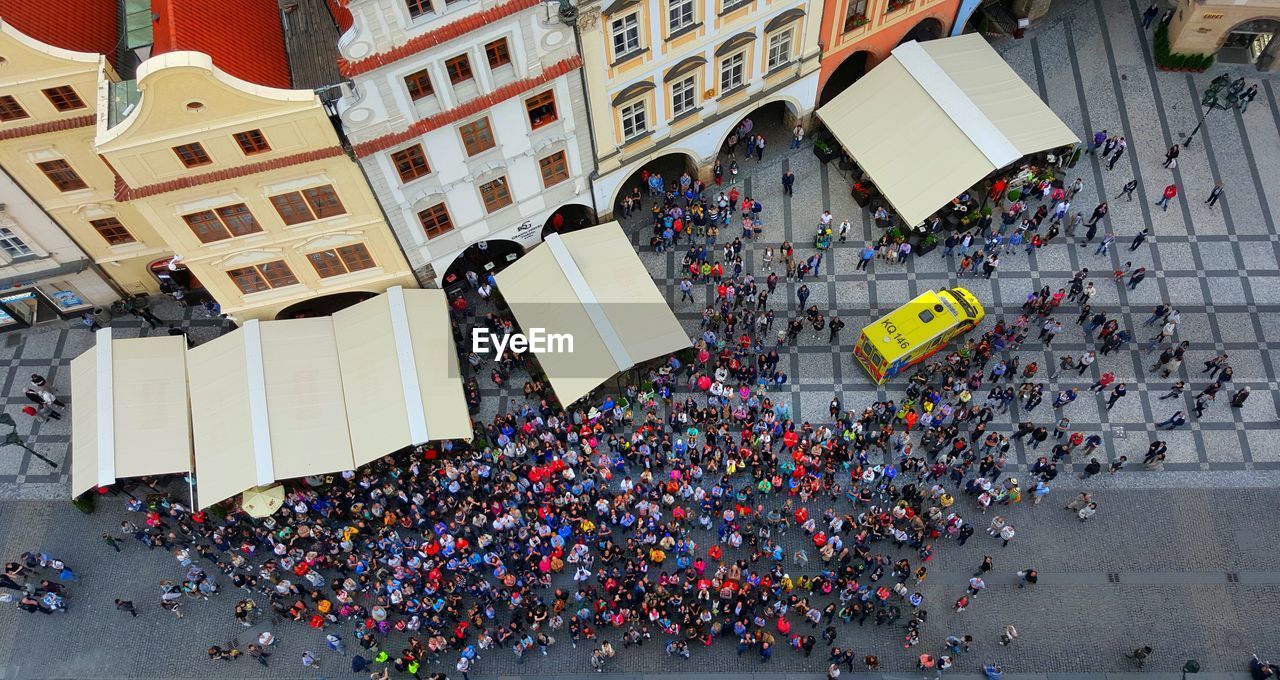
[70,331,192,497]
[333,287,471,467]
[816,34,1078,227]
[185,287,471,508]
[495,222,690,406]
[69,286,472,508]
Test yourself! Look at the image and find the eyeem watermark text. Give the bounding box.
[472,327,574,355]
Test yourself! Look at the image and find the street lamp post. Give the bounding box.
[1183,74,1244,148]
[0,413,59,469]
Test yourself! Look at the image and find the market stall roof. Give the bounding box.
[495,222,689,406]
[816,34,1078,227]
[187,317,353,508]
[333,287,471,467]
[180,286,470,508]
[70,331,192,497]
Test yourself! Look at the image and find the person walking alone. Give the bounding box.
[1115,178,1138,201]
[1206,183,1224,207]
[1156,184,1178,211]
[781,170,795,197]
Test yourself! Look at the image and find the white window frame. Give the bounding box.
[0,227,35,259]
[668,0,695,33]
[671,76,697,117]
[620,100,648,141]
[767,30,794,72]
[611,13,642,59]
[720,52,745,93]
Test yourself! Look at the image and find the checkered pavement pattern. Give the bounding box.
[614,0,1280,477]
[0,300,232,499]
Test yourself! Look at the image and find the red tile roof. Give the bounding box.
[0,114,95,141]
[151,0,293,89]
[326,0,353,33]
[338,0,542,77]
[0,0,119,61]
[352,56,581,158]
[115,145,346,201]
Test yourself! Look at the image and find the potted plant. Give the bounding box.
[1006,188,1021,202]
[916,233,939,256]
[844,13,868,31]
[812,139,837,163]
[71,492,96,514]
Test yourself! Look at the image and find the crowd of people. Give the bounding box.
[5,100,1272,680]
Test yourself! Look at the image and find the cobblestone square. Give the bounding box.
[2,0,1280,677]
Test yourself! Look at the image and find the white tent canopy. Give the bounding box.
[816,34,1078,227]
[71,286,471,508]
[495,222,689,406]
[70,331,192,497]
[333,287,471,467]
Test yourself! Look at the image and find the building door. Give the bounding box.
[1218,19,1279,65]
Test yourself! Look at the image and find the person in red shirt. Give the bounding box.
[1156,184,1177,211]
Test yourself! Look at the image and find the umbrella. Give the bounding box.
[241,484,285,518]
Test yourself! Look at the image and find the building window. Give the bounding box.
[485,39,512,69]
[0,227,34,259]
[459,118,496,156]
[611,13,641,58]
[233,129,271,155]
[41,85,86,112]
[182,203,263,243]
[479,177,512,213]
[89,217,136,245]
[269,185,346,225]
[391,145,431,183]
[227,260,298,294]
[417,203,454,239]
[620,100,647,140]
[405,0,432,18]
[525,91,558,129]
[304,186,346,219]
[539,151,569,188]
[270,192,312,225]
[446,54,473,84]
[720,52,745,93]
[843,0,868,31]
[173,142,212,168]
[35,159,88,192]
[671,76,697,117]
[404,69,434,100]
[721,0,752,13]
[767,30,793,71]
[308,243,376,278]
[0,95,28,122]
[668,0,695,32]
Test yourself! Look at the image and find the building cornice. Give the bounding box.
[351,55,582,158]
[338,0,544,78]
[114,146,348,201]
[0,114,96,142]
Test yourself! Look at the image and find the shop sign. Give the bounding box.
[51,290,84,308]
[0,291,36,304]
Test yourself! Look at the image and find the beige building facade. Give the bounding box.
[576,0,823,217]
[95,52,417,322]
[0,165,118,330]
[1167,0,1280,70]
[0,20,173,300]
